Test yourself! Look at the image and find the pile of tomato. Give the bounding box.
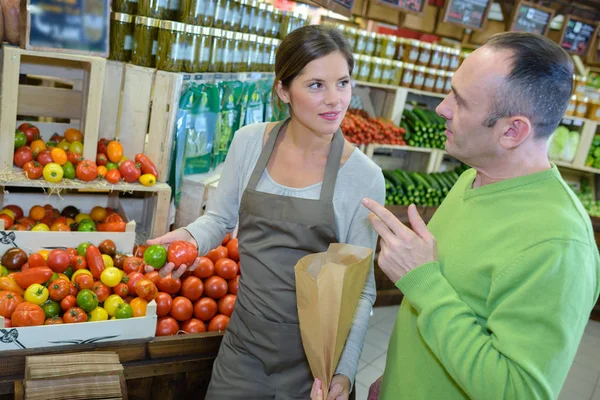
[13,123,159,187]
[0,204,127,232]
[340,109,406,146]
[0,234,240,337]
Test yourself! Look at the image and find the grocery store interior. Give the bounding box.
[0,0,599,398]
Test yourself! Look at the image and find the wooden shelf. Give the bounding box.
[405,88,447,99]
[554,163,600,174]
[354,81,447,99]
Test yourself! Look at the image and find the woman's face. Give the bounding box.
[278,51,352,136]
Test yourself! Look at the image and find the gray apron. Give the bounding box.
[206,120,344,399]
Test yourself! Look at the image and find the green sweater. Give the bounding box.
[380,165,600,400]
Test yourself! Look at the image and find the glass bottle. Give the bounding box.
[365,32,377,56]
[209,28,224,72]
[423,68,436,92]
[444,71,453,93]
[109,13,135,62]
[417,42,432,66]
[369,58,383,84]
[401,63,415,88]
[239,0,251,33]
[412,66,426,90]
[345,26,358,50]
[440,48,451,71]
[358,56,372,82]
[429,45,442,69]
[449,48,460,71]
[392,60,403,86]
[355,30,367,54]
[138,0,168,19]
[156,20,187,72]
[131,15,160,67]
[403,39,420,64]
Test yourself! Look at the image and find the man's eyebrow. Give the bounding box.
[451,85,468,107]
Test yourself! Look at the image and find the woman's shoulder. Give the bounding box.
[344,148,383,179]
[233,122,270,143]
[337,148,385,198]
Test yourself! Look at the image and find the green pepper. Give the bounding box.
[41,300,61,318]
[76,289,99,312]
[115,303,133,319]
[143,244,168,269]
[77,242,92,257]
[14,131,26,149]
[62,161,76,179]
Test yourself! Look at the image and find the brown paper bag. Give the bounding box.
[295,243,374,398]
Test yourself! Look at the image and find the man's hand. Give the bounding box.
[310,375,350,400]
[368,376,383,400]
[362,200,437,283]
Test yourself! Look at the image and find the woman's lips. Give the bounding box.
[319,112,340,121]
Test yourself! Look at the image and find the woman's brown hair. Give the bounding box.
[273,25,354,113]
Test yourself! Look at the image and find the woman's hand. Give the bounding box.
[146,229,200,279]
[311,378,324,400]
[310,375,350,400]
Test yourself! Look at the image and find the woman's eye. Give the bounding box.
[309,82,322,89]
[338,80,349,88]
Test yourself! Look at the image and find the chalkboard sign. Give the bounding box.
[442,0,492,31]
[509,1,554,36]
[559,15,598,56]
[375,0,426,16]
[21,0,110,57]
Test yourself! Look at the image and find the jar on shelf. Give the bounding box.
[590,101,600,122]
[225,0,241,31]
[423,68,436,92]
[379,35,397,59]
[246,33,259,71]
[365,32,377,56]
[180,0,205,25]
[138,0,167,19]
[109,13,135,62]
[395,37,406,61]
[440,48,451,71]
[358,56,372,82]
[449,48,460,71]
[239,0,251,32]
[131,16,160,68]
[269,39,279,70]
[213,0,229,29]
[355,30,367,54]
[222,30,235,72]
[417,42,432,66]
[429,45,443,69]
[166,0,180,21]
[381,59,394,85]
[574,76,587,96]
[279,10,293,39]
[444,71,453,93]
[345,26,358,50]
[369,58,383,84]
[209,28,225,72]
[575,97,589,118]
[238,33,250,72]
[392,60,403,86]
[433,70,446,94]
[183,24,200,73]
[112,0,137,15]
[156,20,187,72]
[204,0,218,26]
[412,66,426,90]
[255,3,267,36]
[401,63,415,88]
[352,54,363,80]
[565,94,577,117]
[268,7,281,38]
[260,37,271,72]
[403,39,420,64]
[256,36,267,71]
[374,34,383,58]
[230,32,243,72]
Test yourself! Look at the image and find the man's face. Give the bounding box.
[436,47,513,167]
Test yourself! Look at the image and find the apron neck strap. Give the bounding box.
[246,119,345,203]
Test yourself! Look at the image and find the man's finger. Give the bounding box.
[363,198,412,237]
[171,264,188,280]
[159,262,175,277]
[407,204,431,239]
[368,212,395,241]
[144,264,155,274]
[326,383,343,400]
[187,257,201,272]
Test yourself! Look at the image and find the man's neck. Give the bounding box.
[471,152,552,189]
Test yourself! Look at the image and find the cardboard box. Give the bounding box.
[0,301,157,351]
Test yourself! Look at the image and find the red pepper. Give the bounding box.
[134,154,159,179]
[86,245,105,280]
[13,267,53,289]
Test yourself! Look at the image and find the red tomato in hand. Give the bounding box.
[206,246,229,264]
[123,256,144,274]
[47,249,71,273]
[215,258,239,280]
[156,316,179,336]
[127,272,145,294]
[193,257,215,279]
[156,292,173,317]
[76,160,98,182]
[228,275,239,295]
[170,296,193,322]
[226,238,239,261]
[119,160,141,183]
[180,318,206,333]
[14,146,33,168]
[218,294,236,317]
[204,276,228,299]
[193,297,218,321]
[180,276,203,301]
[167,241,198,267]
[208,314,230,332]
[156,274,182,295]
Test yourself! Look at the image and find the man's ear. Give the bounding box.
[499,116,532,150]
[275,81,290,105]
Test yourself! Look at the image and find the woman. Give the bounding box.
[148,25,385,399]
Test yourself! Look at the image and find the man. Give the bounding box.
[363,32,600,400]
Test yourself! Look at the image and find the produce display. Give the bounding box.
[383,164,469,207]
[585,135,600,170]
[0,234,239,336]
[0,204,127,232]
[548,125,580,163]
[340,109,406,145]
[12,124,159,186]
[571,177,600,217]
[401,107,447,149]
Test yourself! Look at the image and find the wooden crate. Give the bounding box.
[100,62,185,183]
[175,171,222,229]
[0,45,106,169]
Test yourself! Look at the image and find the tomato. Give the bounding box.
[63,128,82,143]
[14,130,27,149]
[63,307,88,323]
[48,279,71,302]
[139,174,156,186]
[167,241,198,268]
[14,146,33,168]
[4,205,23,221]
[113,282,129,298]
[204,276,228,299]
[97,138,110,155]
[0,214,13,229]
[62,161,75,179]
[96,153,108,166]
[66,151,83,166]
[50,147,68,165]
[76,289,99,312]
[41,300,61,318]
[45,316,64,325]
[130,297,148,317]
[193,297,218,321]
[74,273,94,291]
[102,254,114,269]
[77,219,97,232]
[144,245,168,269]
[135,153,159,178]
[23,161,43,179]
[133,245,147,258]
[18,123,41,144]
[11,302,45,326]
[145,270,160,285]
[119,160,142,183]
[115,303,133,319]
[68,141,83,154]
[107,141,124,163]
[42,162,64,183]
[36,150,53,166]
[113,253,126,270]
[47,249,71,273]
[2,248,28,270]
[181,276,203,301]
[106,161,118,171]
[92,281,111,303]
[226,238,239,262]
[180,318,206,333]
[126,272,144,295]
[105,169,121,184]
[14,267,53,289]
[60,294,76,312]
[135,279,158,301]
[206,246,229,264]
[57,140,70,151]
[86,245,105,279]
[156,316,179,336]
[72,255,87,271]
[218,294,236,317]
[152,293,171,318]
[29,140,46,157]
[104,294,125,316]
[101,267,123,288]
[24,284,49,305]
[97,165,107,178]
[221,233,230,246]
[0,291,23,318]
[76,160,98,182]
[208,314,230,332]
[215,258,239,280]
[228,275,239,295]
[77,242,91,257]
